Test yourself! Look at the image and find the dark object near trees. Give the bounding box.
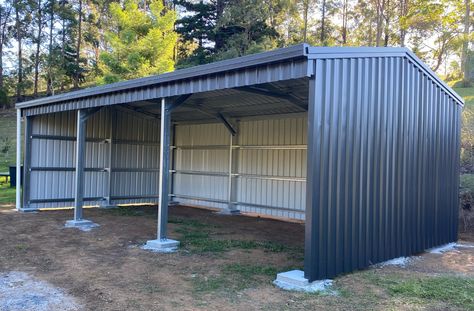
[9,165,22,187]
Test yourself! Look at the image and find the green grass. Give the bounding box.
[173,217,301,255]
[460,174,474,193]
[107,205,155,217]
[179,233,296,253]
[0,179,15,207]
[0,111,17,173]
[387,276,474,309]
[454,87,474,107]
[360,271,474,310]
[192,263,280,293]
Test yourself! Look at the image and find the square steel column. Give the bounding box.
[15,109,22,211]
[102,107,116,208]
[145,98,179,252]
[65,109,99,229]
[304,74,320,282]
[22,116,33,210]
[74,109,87,221]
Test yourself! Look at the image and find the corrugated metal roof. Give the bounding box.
[17,44,464,116]
[17,44,310,111]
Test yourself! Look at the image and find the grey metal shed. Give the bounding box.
[15,44,463,282]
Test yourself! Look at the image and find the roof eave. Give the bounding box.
[16,43,309,109]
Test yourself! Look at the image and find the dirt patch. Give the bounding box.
[0,205,473,310]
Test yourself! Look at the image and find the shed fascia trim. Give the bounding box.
[307,46,464,107]
[16,44,309,110]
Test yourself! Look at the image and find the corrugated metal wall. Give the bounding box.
[27,108,308,219]
[305,56,461,281]
[27,108,161,208]
[109,109,161,204]
[173,115,307,219]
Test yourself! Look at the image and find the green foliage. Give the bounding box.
[461,174,474,193]
[0,112,17,173]
[0,88,9,109]
[98,0,177,83]
[454,87,474,172]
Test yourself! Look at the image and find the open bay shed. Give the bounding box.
[15,44,463,284]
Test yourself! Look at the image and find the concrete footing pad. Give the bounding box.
[18,207,39,213]
[143,239,180,253]
[218,208,240,215]
[273,270,332,293]
[65,219,99,231]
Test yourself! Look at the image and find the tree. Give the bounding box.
[13,0,31,102]
[31,0,47,97]
[0,1,13,90]
[215,0,279,59]
[461,0,471,85]
[174,0,220,65]
[98,0,177,84]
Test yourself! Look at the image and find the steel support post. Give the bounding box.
[74,109,87,220]
[304,74,319,282]
[145,98,179,252]
[220,127,240,215]
[169,124,177,205]
[157,98,171,240]
[15,109,22,211]
[65,108,100,229]
[102,108,115,208]
[22,115,33,209]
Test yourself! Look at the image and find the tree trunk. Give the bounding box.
[61,0,65,91]
[383,0,390,46]
[47,0,54,95]
[34,0,42,97]
[15,4,23,102]
[320,0,326,45]
[215,0,225,50]
[0,43,3,90]
[375,0,384,46]
[0,6,4,90]
[462,0,471,85]
[399,0,407,47]
[342,0,348,44]
[303,0,309,42]
[74,0,82,89]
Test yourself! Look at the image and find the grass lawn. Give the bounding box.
[454,87,474,107]
[0,110,17,173]
[0,179,15,208]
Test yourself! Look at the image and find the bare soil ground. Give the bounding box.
[0,205,474,311]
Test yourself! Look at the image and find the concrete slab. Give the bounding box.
[143,239,180,253]
[273,270,333,293]
[64,219,99,232]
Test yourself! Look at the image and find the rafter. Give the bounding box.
[236,86,307,111]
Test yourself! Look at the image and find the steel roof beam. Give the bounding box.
[191,103,238,136]
[121,104,160,119]
[237,86,307,111]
